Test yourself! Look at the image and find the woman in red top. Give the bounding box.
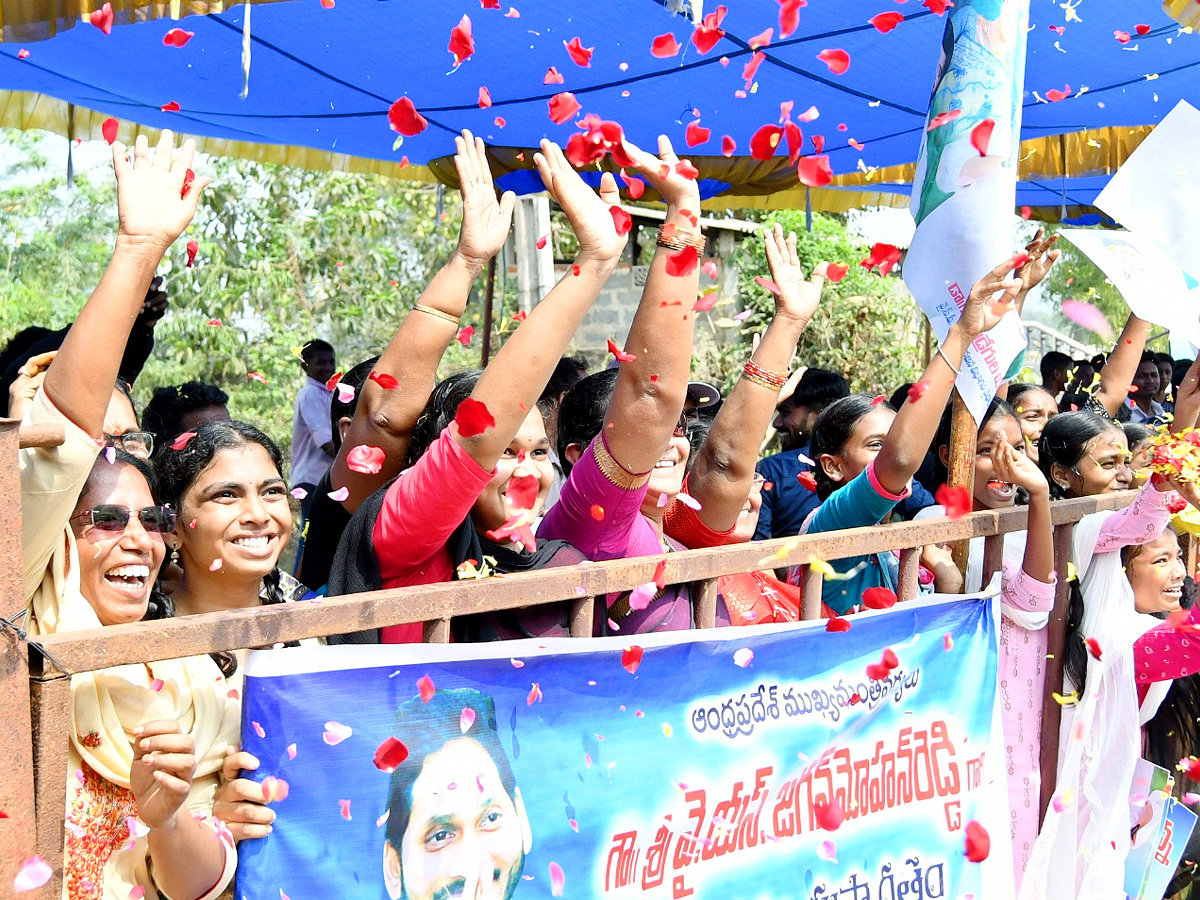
[328,138,671,642]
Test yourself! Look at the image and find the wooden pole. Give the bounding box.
[922,319,933,367]
[1039,521,1075,821]
[947,390,978,577]
[480,256,497,368]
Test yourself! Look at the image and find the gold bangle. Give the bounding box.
[656,223,706,254]
[593,435,651,491]
[413,304,461,326]
[743,360,788,388]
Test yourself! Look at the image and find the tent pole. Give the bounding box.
[805,187,812,233]
[947,389,977,577]
[480,256,497,368]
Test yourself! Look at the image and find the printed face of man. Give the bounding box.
[384,737,529,900]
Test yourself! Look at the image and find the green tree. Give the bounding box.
[724,210,923,396]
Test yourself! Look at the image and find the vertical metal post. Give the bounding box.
[0,420,36,884]
[692,579,717,629]
[897,548,922,601]
[800,568,824,620]
[480,256,497,368]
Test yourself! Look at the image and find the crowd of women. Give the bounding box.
[13,129,1200,900]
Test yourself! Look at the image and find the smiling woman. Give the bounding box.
[153,419,308,621]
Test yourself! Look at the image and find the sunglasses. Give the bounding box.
[71,504,176,535]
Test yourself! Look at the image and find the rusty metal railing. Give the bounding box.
[0,417,1138,897]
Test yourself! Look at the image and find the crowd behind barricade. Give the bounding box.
[10,130,1200,900]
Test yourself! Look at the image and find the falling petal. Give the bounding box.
[417,675,436,702]
[733,648,754,668]
[338,799,352,821]
[322,721,353,745]
[816,49,850,75]
[549,862,565,897]
[14,856,53,892]
[816,839,838,861]
[328,486,350,502]
[286,743,297,760]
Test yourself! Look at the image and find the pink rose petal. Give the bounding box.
[336,383,356,403]
[460,707,477,733]
[816,839,837,861]
[629,582,657,611]
[13,855,52,892]
[328,486,350,502]
[733,648,754,668]
[323,721,353,745]
[549,862,565,897]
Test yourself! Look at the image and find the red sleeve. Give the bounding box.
[662,476,736,550]
[1134,604,1200,684]
[373,428,495,586]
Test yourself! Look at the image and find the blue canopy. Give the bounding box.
[1,0,1196,207]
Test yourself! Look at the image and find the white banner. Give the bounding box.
[903,0,1031,422]
[1057,229,1200,354]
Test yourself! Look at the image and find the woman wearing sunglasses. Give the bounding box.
[21,133,240,900]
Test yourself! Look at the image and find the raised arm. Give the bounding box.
[1170,356,1200,432]
[993,435,1054,584]
[874,257,1019,495]
[453,140,626,469]
[1092,313,1152,417]
[331,131,515,513]
[43,132,205,436]
[686,225,824,532]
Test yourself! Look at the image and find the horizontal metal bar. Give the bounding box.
[30,492,1134,675]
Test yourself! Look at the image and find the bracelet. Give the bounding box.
[594,433,652,490]
[412,304,461,326]
[742,361,788,390]
[656,223,706,254]
[936,345,961,376]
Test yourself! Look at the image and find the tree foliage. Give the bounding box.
[725,210,924,396]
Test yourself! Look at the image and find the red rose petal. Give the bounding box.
[721,135,736,157]
[477,86,492,108]
[825,263,848,282]
[417,674,435,702]
[373,737,409,773]
[590,504,605,521]
[388,97,428,136]
[160,101,181,112]
[927,109,962,131]
[163,27,194,47]
[935,484,972,519]
[543,66,565,85]
[748,27,772,49]
[1114,30,1131,44]
[779,0,802,38]
[1020,206,1033,220]
[797,471,818,491]
[860,243,902,277]
[101,117,119,145]
[665,246,699,277]
[869,11,904,33]
[505,473,539,512]
[692,6,727,53]
[797,155,832,188]
[564,37,593,67]
[185,239,198,267]
[456,325,475,346]
[862,587,897,609]
[741,50,766,84]
[907,381,930,403]
[610,206,632,237]
[826,616,852,632]
[1085,636,1103,660]
[965,821,990,862]
[685,120,711,147]
[17,48,30,59]
[651,33,681,58]
[171,431,197,451]
[970,118,995,156]
[180,167,195,199]
[881,648,899,669]
[369,371,400,390]
[548,92,581,125]
[924,0,951,13]
[1136,24,1151,35]
[674,159,700,180]
[607,339,637,363]
[346,445,385,475]
[754,276,781,295]
[1045,84,1072,102]
[454,397,496,437]
[447,15,475,66]
[621,645,644,675]
[89,2,114,34]
[814,795,844,831]
[817,49,850,75]
[749,124,784,160]
[619,170,645,199]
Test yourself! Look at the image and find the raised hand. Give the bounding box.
[112,131,208,251]
[453,130,516,269]
[1013,228,1061,311]
[619,135,701,211]
[992,433,1049,497]
[533,140,627,262]
[763,223,826,324]
[957,256,1023,339]
[129,719,197,828]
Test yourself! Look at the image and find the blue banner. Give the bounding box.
[235,593,1010,900]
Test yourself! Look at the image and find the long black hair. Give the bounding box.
[809,395,890,501]
[154,419,291,609]
[330,356,380,455]
[405,370,482,468]
[556,369,620,474]
[1037,410,1116,499]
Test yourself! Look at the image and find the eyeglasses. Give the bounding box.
[751,472,766,488]
[71,504,176,534]
[103,431,155,456]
